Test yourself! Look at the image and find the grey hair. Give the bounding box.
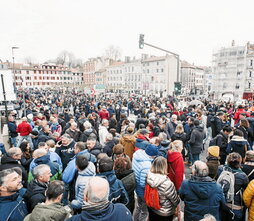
[0,168,22,186]
[101,119,108,125]
[201,214,217,221]
[170,140,183,151]
[158,132,167,141]
[32,164,50,179]
[7,148,21,157]
[192,160,209,177]
[83,121,92,129]
[106,133,113,141]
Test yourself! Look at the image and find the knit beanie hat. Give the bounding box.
[208,146,220,157]
[145,144,159,157]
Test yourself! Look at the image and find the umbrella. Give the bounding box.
[189,100,204,106]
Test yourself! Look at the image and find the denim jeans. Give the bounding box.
[10,137,17,147]
[232,209,243,221]
[192,154,200,165]
[134,195,148,221]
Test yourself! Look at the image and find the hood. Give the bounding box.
[122,134,136,143]
[189,176,215,199]
[1,154,19,165]
[167,151,182,163]
[231,135,246,142]
[146,172,168,188]
[98,171,117,186]
[194,126,204,132]
[81,202,114,220]
[79,162,96,176]
[137,134,148,141]
[34,153,50,165]
[133,149,152,163]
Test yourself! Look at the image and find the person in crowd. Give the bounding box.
[0,147,28,187]
[49,117,62,136]
[237,119,254,146]
[67,177,132,221]
[184,116,195,140]
[0,168,28,221]
[243,179,254,221]
[16,117,33,149]
[46,139,56,152]
[79,121,97,142]
[165,114,178,140]
[8,115,18,147]
[206,146,220,179]
[188,120,206,165]
[241,150,254,182]
[234,105,248,125]
[210,112,224,138]
[30,130,40,149]
[71,154,95,210]
[134,129,150,151]
[97,156,129,205]
[200,214,217,221]
[120,127,136,160]
[218,152,249,221]
[111,144,129,161]
[180,161,225,220]
[146,156,180,221]
[24,180,70,221]
[55,134,75,170]
[114,157,136,213]
[20,141,33,173]
[25,164,52,212]
[99,119,110,145]
[99,106,110,120]
[226,129,250,161]
[171,124,187,160]
[103,133,116,157]
[132,144,158,221]
[85,137,103,157]
[108,113,117,130]
[157,132,170,158]
[65,122,80,141]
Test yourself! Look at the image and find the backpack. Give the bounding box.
[209,136,218,146]
[144,184,161,210]
[217,167,236,204]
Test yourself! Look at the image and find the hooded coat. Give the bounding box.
[226,135,250,159]
[146,172,180,217]
[188,126,205,154]
[179,176,225,221]
[120,134,136,160]
[167,151,184,191]
[134,134,149,151]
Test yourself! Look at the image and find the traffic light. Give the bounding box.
[139,34,144,49]
[174,82,181,95]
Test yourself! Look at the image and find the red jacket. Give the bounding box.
[16,121,32,136]
[167,151,184,191]
[234,108,249,125]
[99,110,110,120]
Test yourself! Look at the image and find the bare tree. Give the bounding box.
[56,50,75,68]
[23,56,35,65]
[104,45,122,61]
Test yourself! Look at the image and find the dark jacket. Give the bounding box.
[66,203,132,221]
[171,132,187,147]
[226,135,249,159]
[0,188,28,221]
[188,126,205,154]
[79,129,97,142]
[165,121,177,140]
[24,179,48,212]
[211,116,223,138]
[215,131,228,156]
[179,176,225,221]
[134,135,149,151]
[0,154,28,187]
[206,156,220,179]
[103,140,116,157]
[116,169,136,213]
[98,171,129,205]
[8,121,18,138]
[88,142,103,157]
[242,164,254,182]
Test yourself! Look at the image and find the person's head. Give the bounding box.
[20,141,31,154]
[42,125,50,133]
[45,180,65,203]
[21,117,27,122]
[105,133,113,142]
[46,139,56,149]
[233,129,244,137]
[139,129,149,137]
[193,119,200,127]
[97,153,108,161]
[245,150,254,163]
[83,121,92,130]
[101,119,109,127]
[169,140,183,153]
[0,168,23,196]
[240,119,250,128]
[30,130,39,138]
[158,132,167,142]
[207,146,220,158]
[61,134,72,145]
[70,122,77,130]
[8,115,15,122]
[83,177,109,204]
[150,156,168,175]
[222,125,232,135]
[74,142,86,154]
[7,148,22,160]
[33,148,47,159]
[139,124,146,129]
[227,152,242,169]
[192,160,209,177]
[145,144,159,158]
[112,144,125,158]
[98,157,114,173]
[33,164,52,183]
[187,117,195,125]
[86,137,96,150]
[38,142,49,152]
[76,154,89,171]
[239,112,247,120]
[171,114,177,123]
[175,124,184,134]
[114,157,132,175]
[200,214,217,221]
[217,112,224,120]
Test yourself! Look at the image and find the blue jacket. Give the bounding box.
[132,149,153,197]
[98,171,129,205]
[0,188,28,221]
[134,138,149,150]
[179,176,225,221]
[62,150,96,184]
[67,203,132,221]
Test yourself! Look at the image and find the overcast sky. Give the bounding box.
[1,0,253,66]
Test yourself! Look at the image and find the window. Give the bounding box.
[250,71,252,78]
[236,83,240,89]
[251,60,253,67]
[237,71,241,76]
[249,82,251,89]
[161,68,164,72]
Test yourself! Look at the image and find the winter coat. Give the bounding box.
[24,179,48,212]
[243,180,254,221]
[99,125,109,145]
[242,163,254,182]
[97,171,129,205]
[179,176,225,221]
[226,135,249,159]
[188,126,205,154]
[24,202,70,221]
[116,169,136,213]
[211,116,223,138]
[66,203,132,221]
[62,150,96,184]
[103,140,115,157]
[215,131,229,156]
[134,134,149,151]
[132,149,153,197]
[99,109,110,120]
[165,121,177,140]
[55,140,75,170]
[0,188,28,221]
[120,134,136,160]
[206,156,220,179]
[234,108,248,125]
[8,121,18,138]
[88,142,103,157]
[171,132,187,147]
[237,125,254,145]
[79,129,97,142]
[16,121,32,136]
[146,172,180,216]
[71,162,96,209]
[158,140,170,158]
[167,151,184,191]
[28,154,62,182]
[0,154,28,187]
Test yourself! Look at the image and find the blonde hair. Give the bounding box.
[150,156,168,175]
[169,140,183,152]
[175,124,184,134]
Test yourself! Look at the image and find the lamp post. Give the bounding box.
[12,47,19,89]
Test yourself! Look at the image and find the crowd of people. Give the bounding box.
[1,88,254,221]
